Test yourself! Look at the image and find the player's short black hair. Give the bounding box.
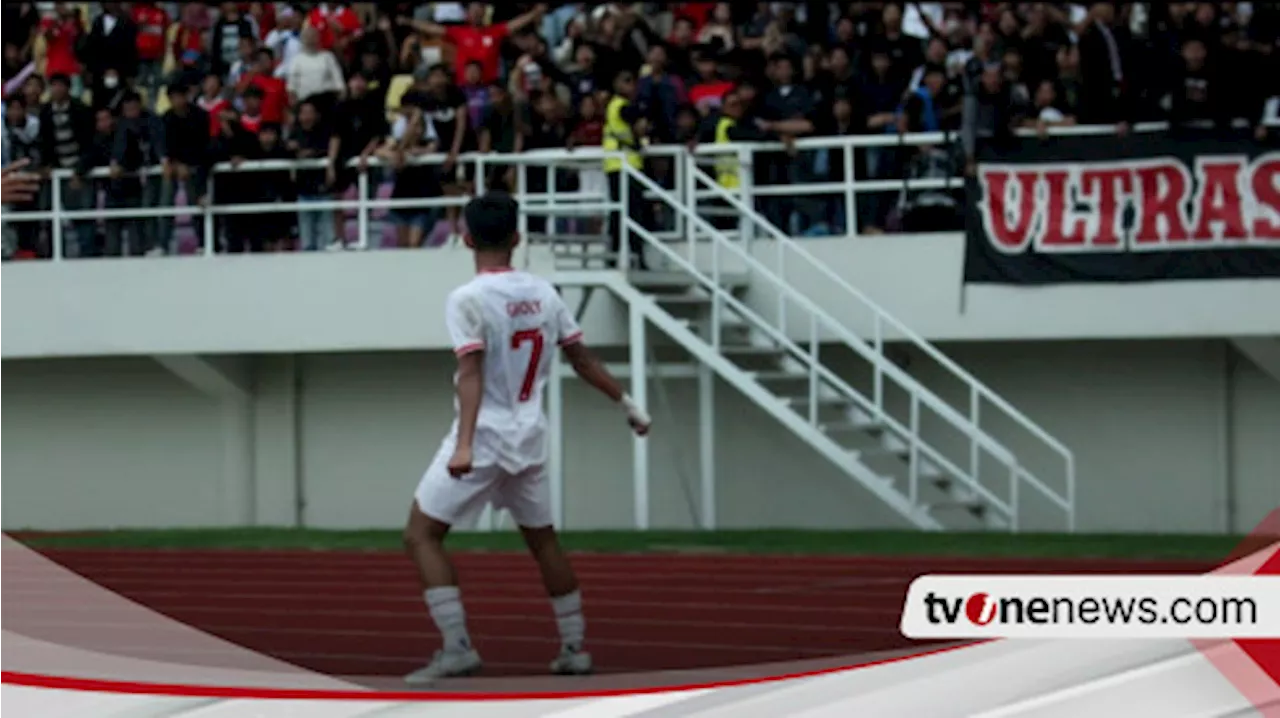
[464,192,519,250]
[49,73,72,88]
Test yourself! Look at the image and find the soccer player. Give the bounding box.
[403,192,651,683]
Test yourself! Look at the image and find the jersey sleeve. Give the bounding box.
[445,288,486,356]
[551,293,583,347]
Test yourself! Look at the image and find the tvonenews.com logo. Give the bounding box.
[924,591,1257,627]
[899,576,1280,639]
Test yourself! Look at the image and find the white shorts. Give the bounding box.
[413,442,553,529]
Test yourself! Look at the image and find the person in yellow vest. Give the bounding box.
[602,70,650,270]
[712,89,744,189]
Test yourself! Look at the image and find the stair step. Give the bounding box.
[926,499,987,513]
[819,415,885,433]
[652,293,712,306]
[848,447,911,461]
[629,270,750,290]
[529,233,610,245]
[782,395,849,408]
[747,368,803,381]
[554,253,618,264]
[720,344,784,358]
[553,246,617,256]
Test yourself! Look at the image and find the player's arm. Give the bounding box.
[551,291,649,433]
[446,290,487,475]
[560,342,649,435]
[454,351,484,458]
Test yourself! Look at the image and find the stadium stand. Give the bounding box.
[2,2,1278,258]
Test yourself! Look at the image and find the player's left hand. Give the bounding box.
[629,415,651,437]
[447,446,473,478]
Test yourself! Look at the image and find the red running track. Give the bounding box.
[15,548,1213,679]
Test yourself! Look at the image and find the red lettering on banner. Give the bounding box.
[1039,171,1089,248]
[506,300,542,317]
[978,153,1278,254]
[1080,168,1132,247]
[1193,158,1248,242]
[1251,155,1280,241]
[981,169,1040,252]
[1133,163,1191,246]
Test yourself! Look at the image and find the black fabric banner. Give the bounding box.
[963,132,1280,284]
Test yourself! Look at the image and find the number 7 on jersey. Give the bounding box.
[510,329,544,403]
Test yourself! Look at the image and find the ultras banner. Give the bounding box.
[963,132,1280,283]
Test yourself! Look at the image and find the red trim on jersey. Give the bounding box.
[558,331,584,347]
[478,267,514,274]
[454,342,485,356]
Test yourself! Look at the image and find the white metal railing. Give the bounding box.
[0,146,687,261]
[688,118,1277,239]
[624,162,1066,530]
[683,157,1075,529]
[7,120,1270,260]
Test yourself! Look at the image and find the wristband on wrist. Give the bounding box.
[620,393,650,423]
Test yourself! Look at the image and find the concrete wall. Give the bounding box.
[4,341,1276,534]
[6,237,1280,362]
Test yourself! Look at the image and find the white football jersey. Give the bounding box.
[444,268,582,472]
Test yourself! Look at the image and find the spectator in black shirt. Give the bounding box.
[813,45,858,118]
[878,3,923,92]
[81,3,138,112]
[211,2,258,80]
[233,122,295,253]
[40,74,94,257]
[525,91,573,234]
[382,95,440,248]
[2,42,26,87]
[566,43,602,109]
[287,99,335,251]
[74,108,117,256]
[158,80,210,254]
[760,52,814,233]
[356,45,393,111]
[2,3,39,56]
[478,83,526,192]
[22,74,46,113]
[420,64,470,185]
[1077,2,1131,127]
[637,44,687,143]
[326,71,388,248]
[107,91,163,255]
[1168,38,1231,134]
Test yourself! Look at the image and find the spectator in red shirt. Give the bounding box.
[306,3,363,56]
[39,4,84,92]
[239,85,265,135]
[131,2,170,106]
[238,48,288,124]
[197,72,231,138]
[171,4,210,86]
[402,3,547,86]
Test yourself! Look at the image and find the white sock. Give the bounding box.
[550,590,585,651]
[425,587,472,652]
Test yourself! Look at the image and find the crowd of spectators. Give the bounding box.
[2,2,1278,260]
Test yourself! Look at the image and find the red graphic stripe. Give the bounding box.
[1,643,978,702]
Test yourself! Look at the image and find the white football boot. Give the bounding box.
[549,644,593,675]
[404,648,483,684]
